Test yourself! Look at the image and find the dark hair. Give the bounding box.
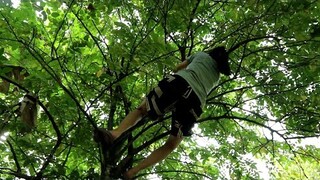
[208,46,231,76]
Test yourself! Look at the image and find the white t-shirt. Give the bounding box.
[176,52,220,106]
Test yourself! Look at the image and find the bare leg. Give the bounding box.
[110,100,147,139]
[125,135,183,178]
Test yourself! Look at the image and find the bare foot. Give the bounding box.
[93,128,115,149]
[122,171,132,180]
[124,168,138,179]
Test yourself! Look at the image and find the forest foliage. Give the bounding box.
[0,0,320,179]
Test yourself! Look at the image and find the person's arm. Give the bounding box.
[173,60,189,73]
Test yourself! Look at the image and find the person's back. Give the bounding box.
[176,52,220,106]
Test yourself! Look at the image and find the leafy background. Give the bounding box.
[0,0,320,179]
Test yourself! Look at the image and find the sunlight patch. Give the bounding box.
[0,131,9,143]
[11,0,20,8]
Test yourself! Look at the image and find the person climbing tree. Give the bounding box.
[94,46,231,179]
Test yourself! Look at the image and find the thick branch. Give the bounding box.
[7,140,21,173]
[0,169,31,179]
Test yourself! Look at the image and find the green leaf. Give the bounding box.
[0,66,13,74]
[0,48,4,56]
[51,12,60,17]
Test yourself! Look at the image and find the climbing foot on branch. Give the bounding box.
[93,128,115,151]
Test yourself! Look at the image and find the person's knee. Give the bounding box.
[164,136,182,151]
[137,101,148,116]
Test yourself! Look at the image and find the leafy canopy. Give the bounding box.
[0,0,320,179]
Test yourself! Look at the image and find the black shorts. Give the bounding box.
[146,75,202,137]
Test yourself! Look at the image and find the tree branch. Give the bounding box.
[6,140,21,173]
